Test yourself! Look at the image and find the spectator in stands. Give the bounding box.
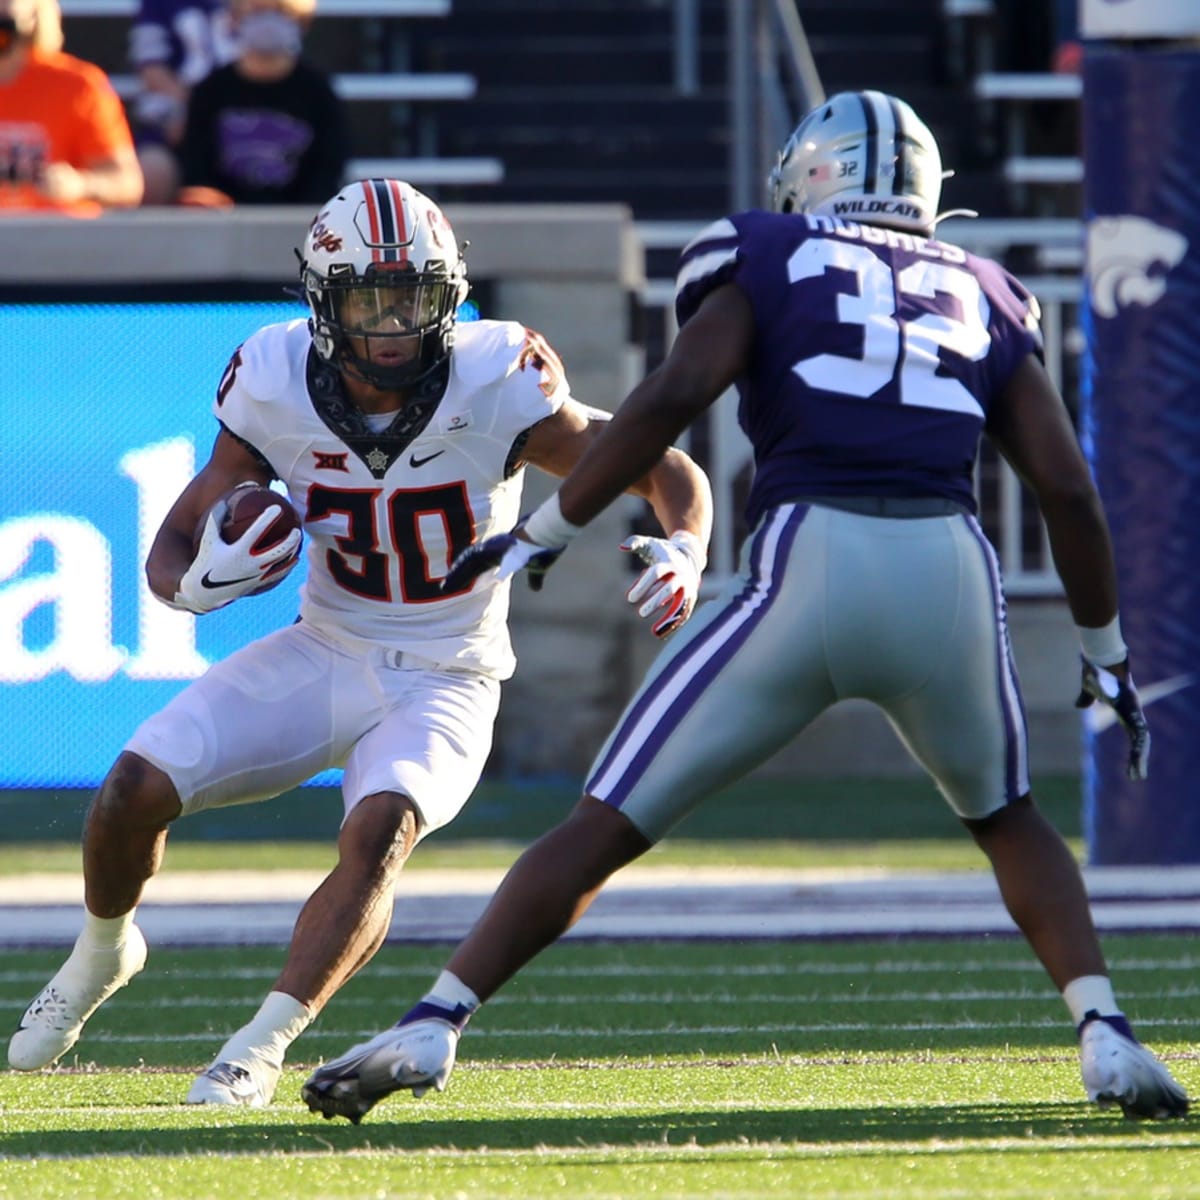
[176,0,345,207]
[128,0,237,205]
[0,0,144,215]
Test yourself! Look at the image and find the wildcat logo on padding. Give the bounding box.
[1087,215,1188,318]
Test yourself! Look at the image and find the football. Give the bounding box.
[219,484,300,549]
[195,484,302,595]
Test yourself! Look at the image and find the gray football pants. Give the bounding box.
[586,501,1030,841]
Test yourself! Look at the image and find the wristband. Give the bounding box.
[522,493,584,549]
[1077,615,1128,668]
[669,529,708,573]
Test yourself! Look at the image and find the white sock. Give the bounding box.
[1062,975,1120,1026]
[425,970,480,1013]
[79,910,136,952]
[216,991,313,1068]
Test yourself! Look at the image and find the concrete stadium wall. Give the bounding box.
[3,207,1079,784]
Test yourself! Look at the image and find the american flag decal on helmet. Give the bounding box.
[360,179,411,263]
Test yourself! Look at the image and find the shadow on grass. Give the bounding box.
[3,1100,1182,1159]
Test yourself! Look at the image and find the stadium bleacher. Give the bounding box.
[59,0,1064,221]
[59,0,500,189]
[973,70,1082,214]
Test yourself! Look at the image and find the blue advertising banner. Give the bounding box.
[1082,48,1200,862]
[0,299,341,788]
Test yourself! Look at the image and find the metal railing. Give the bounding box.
[727,0,825,213]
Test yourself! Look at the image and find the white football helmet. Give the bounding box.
[768,91,944,234]
[300,179,469,390]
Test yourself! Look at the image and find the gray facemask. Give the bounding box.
[237,11,303,57]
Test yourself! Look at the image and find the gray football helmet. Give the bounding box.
[768,91,945,234]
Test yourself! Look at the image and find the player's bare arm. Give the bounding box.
[520,398,713,546]
[439,288,742,604]
[145,428,275,604]
[986,354,1122,636]
[555,283,751,529]
[42,153,144,209]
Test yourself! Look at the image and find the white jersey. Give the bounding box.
[213,318,567,679]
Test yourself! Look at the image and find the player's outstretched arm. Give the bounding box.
[555,282,751,531]
[442,285,746,598]
[517,394,715,634]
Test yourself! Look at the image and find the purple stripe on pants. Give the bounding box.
[587,504,808,809]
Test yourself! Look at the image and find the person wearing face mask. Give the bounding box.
[176,0,345,206]
[0,0,144,214]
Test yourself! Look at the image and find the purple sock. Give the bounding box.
[1078,1009,1137,1042]
[398,1000,473,1033]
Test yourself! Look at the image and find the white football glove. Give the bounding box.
[621,530,706,639]
[170,497,302,614]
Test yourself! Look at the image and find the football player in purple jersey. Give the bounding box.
[302,92,1188,1124]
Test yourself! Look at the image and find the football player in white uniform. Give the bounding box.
[8,178,713,1106]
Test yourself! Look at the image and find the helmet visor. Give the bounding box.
[332,278,457,336]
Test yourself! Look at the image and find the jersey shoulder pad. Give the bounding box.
[450,319,528,390]
[969,253,1044,348]
[443,319,565,437]
[216,319,310,412]
[675,211,773,325]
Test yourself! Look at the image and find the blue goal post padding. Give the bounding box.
[1080,47,1200,864]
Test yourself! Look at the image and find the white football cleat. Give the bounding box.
[301,1017,460,1124]
[1080,1012,1189,1120]
[186,1058,282,1107]
[8,925,148,1070]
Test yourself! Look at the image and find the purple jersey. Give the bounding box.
[675,211,1040,527]
[128,0,235,85]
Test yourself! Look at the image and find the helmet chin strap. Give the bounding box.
[932,207,980,227]
[932,168,977,228]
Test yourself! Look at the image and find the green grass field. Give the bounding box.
[2,777,1197,1197]
[2,937,1198,1198]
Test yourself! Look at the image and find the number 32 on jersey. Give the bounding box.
[788,239,990,417]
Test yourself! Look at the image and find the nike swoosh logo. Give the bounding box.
[1085,672,1196,733]
[201,570,259,590]
[410,450,445,468]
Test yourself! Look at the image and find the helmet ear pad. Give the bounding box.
[769,90,944,235]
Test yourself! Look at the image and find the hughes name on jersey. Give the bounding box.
[213,318,567,679]
[676,211,1041,528]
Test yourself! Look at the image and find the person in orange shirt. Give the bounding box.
[0,0,143,215]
